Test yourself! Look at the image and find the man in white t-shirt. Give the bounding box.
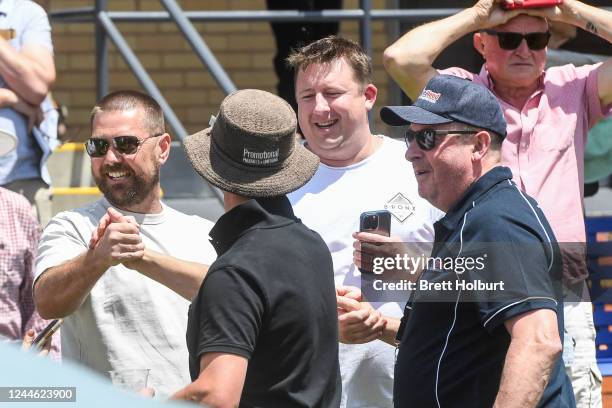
[287,36,441,408]
[33,90,216,397]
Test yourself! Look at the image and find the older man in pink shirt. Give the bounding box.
[383,0,611,406]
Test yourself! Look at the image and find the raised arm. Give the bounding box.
[494,309,562,407]
[541,0,612,43]
[527,0,612,106]
[383,0,521,100]
[126,249,209,300]
[34,220,143,319]
[90,208,210,300]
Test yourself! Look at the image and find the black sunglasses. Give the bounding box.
[405,128,478,151]
[481,29,551,50]
[85,134,163,158]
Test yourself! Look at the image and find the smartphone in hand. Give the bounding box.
[358,211,392,274]
[503,0,562,10]
[360,210,391,237]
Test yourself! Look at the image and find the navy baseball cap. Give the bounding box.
[380,75,507,138]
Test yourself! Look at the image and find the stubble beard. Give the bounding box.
[94,162,160,209]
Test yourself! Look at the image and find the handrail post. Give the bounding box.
[160,0,237,95]
[95,0,108,100]
[359,0,372,58]
[97,12,188,141]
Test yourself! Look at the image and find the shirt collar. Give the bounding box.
[210,195,296,255]
[99,197,167,225]
[436,166,513,235]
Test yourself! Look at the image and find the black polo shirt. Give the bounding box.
[394,166,574,408]
[186,196,341,408]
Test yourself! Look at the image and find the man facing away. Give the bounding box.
[172,89,341,407]
[33,90,216,397]
[383,1,611,405]
[286,35,442,408]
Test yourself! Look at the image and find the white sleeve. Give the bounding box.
[34,212,89,282]
[20,2,54,53]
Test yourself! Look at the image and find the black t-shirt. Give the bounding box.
[186,196,341,408]
[394,167,574,407]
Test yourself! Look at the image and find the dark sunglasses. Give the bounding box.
[405,128,478,151]
[85,134,163,158]
[481,29,551,50]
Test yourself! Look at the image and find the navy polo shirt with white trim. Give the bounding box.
[393,166,574,407]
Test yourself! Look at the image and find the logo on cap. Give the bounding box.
[418,89,441,104]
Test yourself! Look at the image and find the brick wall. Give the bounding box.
[44,0,393,142]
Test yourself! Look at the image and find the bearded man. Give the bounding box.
[34,90,216,397]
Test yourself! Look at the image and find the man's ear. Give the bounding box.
[473,32,486,57]
[158,133,172,164]
[364,83,377,111]
[472,131,491,161]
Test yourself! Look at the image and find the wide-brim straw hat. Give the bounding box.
[184,89,319,198]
